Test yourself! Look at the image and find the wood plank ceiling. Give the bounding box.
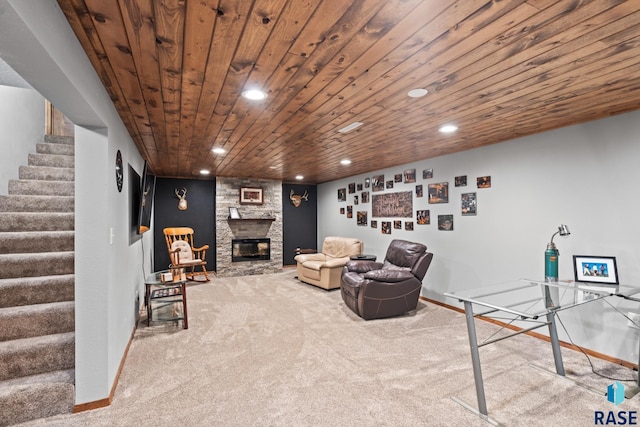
[57,0,640,183]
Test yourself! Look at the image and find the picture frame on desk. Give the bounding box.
[573,255,619,285]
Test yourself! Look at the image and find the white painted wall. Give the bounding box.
[0,85,43,195]
[0,0,152,404]
[74,126,110,402]
[318,110,640,366]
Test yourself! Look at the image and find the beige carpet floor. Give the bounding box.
[19,269,639,426]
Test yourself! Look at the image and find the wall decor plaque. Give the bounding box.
[372,191,413,218]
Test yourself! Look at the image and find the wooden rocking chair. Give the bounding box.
[163,227,210,282]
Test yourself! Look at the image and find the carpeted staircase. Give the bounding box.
[0,135,75,425]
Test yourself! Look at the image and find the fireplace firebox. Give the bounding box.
[232,238,271,262]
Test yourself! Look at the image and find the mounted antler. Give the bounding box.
[141,187,149,207]
[289,189,309,208]
[175,188,188,211]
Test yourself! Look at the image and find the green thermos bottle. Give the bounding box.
[545,224,570,283]
[545,246,559,282]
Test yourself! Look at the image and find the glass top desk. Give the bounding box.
[444,279,640,423]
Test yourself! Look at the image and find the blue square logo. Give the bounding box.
[607,381,625,406]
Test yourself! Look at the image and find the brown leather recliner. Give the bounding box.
[340,239,433,320]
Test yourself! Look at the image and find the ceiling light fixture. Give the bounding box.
[212,147,226,154]
[242,89,267,100]
[439,124,458,134]
[338,122,363,133]
[295,175,304,180]
[200,169,210,175]
[341,159,352,165]
[407,88,428,98]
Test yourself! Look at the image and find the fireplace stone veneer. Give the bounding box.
[216,177,283,277]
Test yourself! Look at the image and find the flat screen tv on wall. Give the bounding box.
[138,161,156,234]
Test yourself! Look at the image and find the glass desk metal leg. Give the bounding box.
[546,312,565,376]
[463,300,488,416]
[452,300,506,425]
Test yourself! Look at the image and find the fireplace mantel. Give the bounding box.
[227,218,276,222]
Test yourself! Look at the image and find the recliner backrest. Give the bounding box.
[411,252,433,281]
[321,236,363,258]
[383,239,430,279]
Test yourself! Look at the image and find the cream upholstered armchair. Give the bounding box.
[294,236,363,290]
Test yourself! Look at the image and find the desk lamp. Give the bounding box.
[545,224,570,282]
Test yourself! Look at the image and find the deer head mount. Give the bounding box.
[175,188,188,211]
[141,187,149,208]
[289,189,309,208]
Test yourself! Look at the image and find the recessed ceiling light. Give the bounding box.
[295,175,304,180]
[212,147,226,154]
[242,89,267,100]
[439,124,458,134]
[340,159,352,165]
[200,169,210,175]
[407,88,428,98]
[338,122,363,133]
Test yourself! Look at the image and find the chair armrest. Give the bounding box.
[346,260,383,273]
[168,248,181,265]
[295,253,325,263]
[359,277,422,301]
[363,269,414,283]
[322,256,351,268]
[193,245,209,252]
[193,248,207,261]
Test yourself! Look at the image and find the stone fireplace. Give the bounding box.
[216,177,283,277]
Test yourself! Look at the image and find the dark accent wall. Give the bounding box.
[153,178,216,272]
[282,183,317,265]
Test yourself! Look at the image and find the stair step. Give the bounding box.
[0,231,74,254]
[19,165,74,181]
[0,252,74,279]
[0,332,74,382]
[0,195,74,212]
[36,142,74,157]
[0,369,74,426]
[44,135,74,145]
[0,301,74,342]
[0,212,73,232]
[8,179,74,196]
[27,153,74,169]
[0,134,77,425]
[0,275,74,308]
